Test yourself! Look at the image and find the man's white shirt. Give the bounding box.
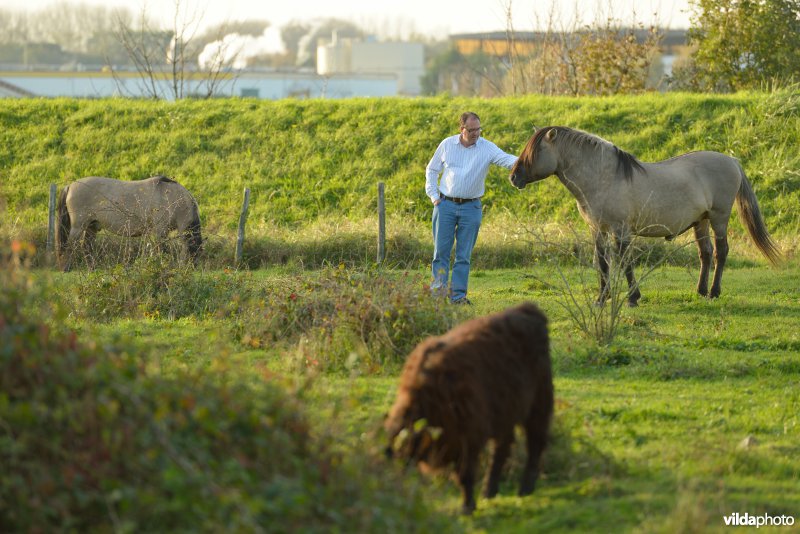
[425,135,518,203]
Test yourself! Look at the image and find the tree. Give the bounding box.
[422,0,663,97]
[29,3,122,55]
[516,1,663,97]
[0,8,30,44]
[86,31,133,66]
[0,4,131,65]
[0,42,67,65]
[563,23,662,96]
[421,48,507,97]
[682,0,800,91]
[112,2,242,99]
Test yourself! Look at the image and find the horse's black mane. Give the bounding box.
[523,126,645,180]
[131,175,177,184]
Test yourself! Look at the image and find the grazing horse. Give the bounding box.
[509,126,780,306]
[56,176,202,271]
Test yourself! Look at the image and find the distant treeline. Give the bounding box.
[0,4,381,70]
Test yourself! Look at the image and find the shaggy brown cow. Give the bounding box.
[384,302,553,514]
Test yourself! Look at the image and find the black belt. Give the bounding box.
[440,193,478,204]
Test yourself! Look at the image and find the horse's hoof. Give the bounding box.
[627,300,639,308]
[518,481,536,496]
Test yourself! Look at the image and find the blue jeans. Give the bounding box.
[431,198,482,302]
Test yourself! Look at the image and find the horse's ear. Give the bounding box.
[546,128,557,141]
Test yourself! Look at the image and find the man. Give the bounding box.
[425,112,518,304]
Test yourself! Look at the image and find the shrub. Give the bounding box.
[516,222,693,345]
[233,264,467,374]
[65,257,465,374]
[0,247,453,532]
[66,254,253,321]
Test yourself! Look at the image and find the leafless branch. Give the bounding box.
[110,0,240,100]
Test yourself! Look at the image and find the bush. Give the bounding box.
[0,247,453,532]
[233,264,466,374]
[67,254,253,321]
[65,257,465,374]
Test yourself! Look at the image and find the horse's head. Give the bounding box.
[509,127,560,189]
[187,228,203,263]
[182,198,203,265]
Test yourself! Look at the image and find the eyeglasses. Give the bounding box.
[463,127,482,134]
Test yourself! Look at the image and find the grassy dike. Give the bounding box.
[2,91,799,531]
[1,90,799,262]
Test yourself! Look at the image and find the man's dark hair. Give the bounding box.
[460,112,480,128]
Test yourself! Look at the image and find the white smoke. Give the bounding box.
[295,20,329,67]
[198,26,286,70]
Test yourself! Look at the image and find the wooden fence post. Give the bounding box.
[46,183,57,262]
[235,187,250,265]
[377,182,385,264]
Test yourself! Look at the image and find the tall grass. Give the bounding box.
[62,254,466,374]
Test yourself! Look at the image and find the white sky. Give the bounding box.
[3,0,693,36]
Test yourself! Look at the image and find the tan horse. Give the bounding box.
[56,176,202,271]
[509,126,780,306]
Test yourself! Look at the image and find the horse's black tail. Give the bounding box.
[736,170,781,265]
[56,184,71,264]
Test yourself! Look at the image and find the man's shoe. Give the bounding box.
[452,297,472,306]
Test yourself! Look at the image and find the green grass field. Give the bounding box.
[61,261,799,533]
[2,91,799,531]
[315,263,797,528]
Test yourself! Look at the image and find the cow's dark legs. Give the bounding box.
[484,432,513,499]
[694,220,713,297]
[709,236,729,298]
[457,453,479,515]
[520,384,553,496]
